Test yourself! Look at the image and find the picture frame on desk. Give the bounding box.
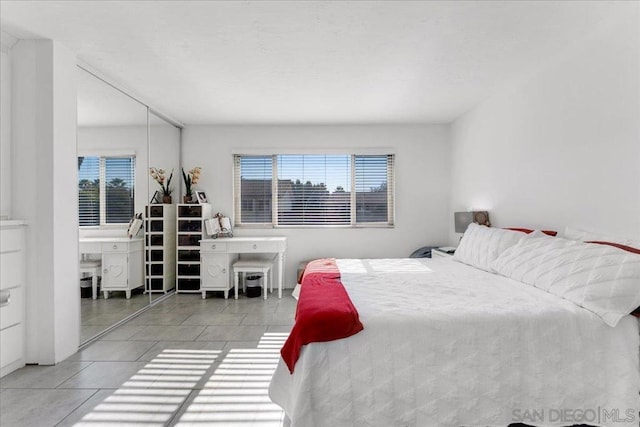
[194,190,208,204]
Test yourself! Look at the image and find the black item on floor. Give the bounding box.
[409,246,438,258]
[245,275,262,298]
[80,277,93,298]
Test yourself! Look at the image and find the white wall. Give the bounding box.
[0,49,11,218]
[12,39,79,364]
[183,124,450,286]
[149,122,181,200]
[450,10,640,243]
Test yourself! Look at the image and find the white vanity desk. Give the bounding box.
[79,237,144,299]
[200,237,287,299]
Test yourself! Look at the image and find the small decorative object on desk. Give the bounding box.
[182,166,202,203]
[205,212,233,239]
[127,213,144,238]
[149,167,173,204]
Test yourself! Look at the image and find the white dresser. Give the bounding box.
[0,220,27,377]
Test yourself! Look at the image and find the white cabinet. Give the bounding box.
[200,243,235,299]
[145,204,176,294]
[0,220,26,377]
[100,238,144,299]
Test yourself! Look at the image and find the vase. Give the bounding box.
[162,195,172,204]
[184,195,191,203]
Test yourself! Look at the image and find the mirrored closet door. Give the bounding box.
[77,67,152,343]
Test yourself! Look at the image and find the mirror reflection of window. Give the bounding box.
[78,155,135,226]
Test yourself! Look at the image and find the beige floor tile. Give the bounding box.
[136,341,227,362]
[68,340,157,362]
[128,325,207,341]
[0,361,92,389]
[181,311,247,326]
[99,323,148,341]
[0,388,97,427]
[81,325,111,343]
[57,361,149,389]
[54,389,115,427]
[127,309,194,326]
[197,325,268,342]
[241,311,295,326]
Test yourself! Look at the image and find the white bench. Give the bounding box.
[232,259,274,300]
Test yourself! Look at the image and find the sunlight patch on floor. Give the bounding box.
[72,349,221,426]
[174,332,289,427]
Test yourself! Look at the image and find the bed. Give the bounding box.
[269,226,640,427]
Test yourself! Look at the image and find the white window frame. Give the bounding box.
[78,152,136,228]
[233,151,395,228]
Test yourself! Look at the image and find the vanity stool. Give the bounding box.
[232,259,274,300]
[79,260,101,300]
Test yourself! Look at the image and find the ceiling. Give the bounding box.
[0,1,634,125]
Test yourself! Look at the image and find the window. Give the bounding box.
[78,155,136,226]
[234,154,394,227]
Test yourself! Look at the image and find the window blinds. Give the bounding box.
[234,154,394,227]
[104,157,135,224]
[78,156,135,226]
[355,155,394,225]
[277,154,351,226]
[234,155,273,224]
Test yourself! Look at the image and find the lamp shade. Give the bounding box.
[454,211,491,233]
[454,212,474,233]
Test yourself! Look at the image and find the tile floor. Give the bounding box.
[80,290,150,343]
[1,290,296,427]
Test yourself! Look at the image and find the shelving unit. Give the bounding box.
[176,203,212,293]
[145,204,176,294]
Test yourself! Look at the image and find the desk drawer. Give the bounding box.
[102,240,143,253]
[102,242,128,253]
[201,242,227,253]
[0,228,23,253]
[0,287,22,330]
[0,252,24,290]
[229,241,280,253]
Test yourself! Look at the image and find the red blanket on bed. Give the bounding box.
[281,259,364,373]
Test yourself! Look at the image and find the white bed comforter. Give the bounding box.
[269,258,640,427]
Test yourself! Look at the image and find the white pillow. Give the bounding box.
[563,226,640,248]
[491,233,640,327]
[452,223,525,272]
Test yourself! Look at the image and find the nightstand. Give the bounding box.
[431,247,456,258]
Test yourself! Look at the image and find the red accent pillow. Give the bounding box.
[503,227,558,237]
[585,240,640,255]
